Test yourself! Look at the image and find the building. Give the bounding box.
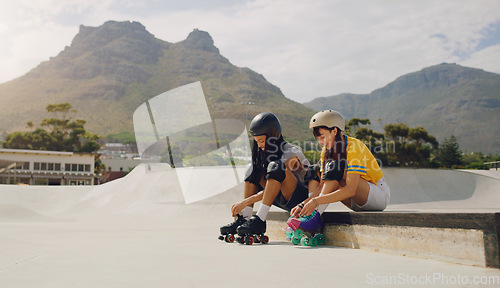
[98,143,138,159]
[0,149,98,185]
[101,158,140,182]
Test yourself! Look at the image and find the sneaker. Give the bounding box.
[220,214,246,235]
[236,215,266,236]
[287,210,323,233]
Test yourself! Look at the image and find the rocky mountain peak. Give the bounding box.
[48,21,164,86]
[69,21,155,53]
[183,29,219,53]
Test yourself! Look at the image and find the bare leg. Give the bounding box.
[321,177,370,208]
[261,169,297,206]
[243,181,260,208]
[351,177,370,207]
[308,180,320,195]
[319,180,352,207]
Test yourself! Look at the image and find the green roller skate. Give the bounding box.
[287,210,325,247]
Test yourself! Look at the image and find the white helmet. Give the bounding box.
[309,110,345,131]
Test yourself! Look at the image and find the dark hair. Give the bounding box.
[247,135,285,184]
[313,126,329,138]
[314,126,346,170]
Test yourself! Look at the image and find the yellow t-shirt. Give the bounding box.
[320,135,383,184]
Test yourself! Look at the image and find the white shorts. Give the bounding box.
[350,177,390,211]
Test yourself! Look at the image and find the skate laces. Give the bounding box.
[242,216,256,227]
[231,215,245,226]
[301,210,318,223]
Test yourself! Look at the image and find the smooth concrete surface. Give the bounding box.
[1,165,500,287]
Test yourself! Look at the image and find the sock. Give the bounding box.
[256,204,271,221]
[242,206,253,220]
[317,203,329,214]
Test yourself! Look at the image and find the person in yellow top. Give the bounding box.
[291,109,390,218]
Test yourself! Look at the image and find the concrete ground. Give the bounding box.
[0,165,499,287]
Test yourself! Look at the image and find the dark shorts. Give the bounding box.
[272,181,308,211]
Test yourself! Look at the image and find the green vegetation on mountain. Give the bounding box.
[0,21,313,143]
[1,20,498,157]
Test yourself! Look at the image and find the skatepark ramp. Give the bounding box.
[0,166,499,268]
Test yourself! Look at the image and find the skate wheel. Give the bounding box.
[244,236,254,245]
[236,237,244,244]
[315,234,325,245]
[293,230,303,239]
[261,235,269,244]
[225,234,235,243]
[254,236,261,243]
[311,237,318,246]
[292,237,301,245]
[300,237,310,246]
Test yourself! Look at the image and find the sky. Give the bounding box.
[0,0,499,103]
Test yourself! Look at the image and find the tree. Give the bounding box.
[383,123,438,167]
[438,135,463,168]
[384,123,409,144]
[2,103,100,153]
[345,118,371,136]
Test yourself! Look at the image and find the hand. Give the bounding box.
[290,205,302,218]
[299,198,318,217]
[231,200,247,217]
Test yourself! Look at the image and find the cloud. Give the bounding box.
[461,44,500,73]
[143,0,500,101]
[0,0,499,103]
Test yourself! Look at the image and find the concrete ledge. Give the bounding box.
[267,211,500,268]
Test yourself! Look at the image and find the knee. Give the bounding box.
[265,160,286,183]
[304,164,320,185]
[322,160,345,182]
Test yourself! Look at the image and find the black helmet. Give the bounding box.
[249,112,281,139]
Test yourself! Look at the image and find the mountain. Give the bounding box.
[304,63,500,153]
[0,21,313,142]
[2,22,498,154]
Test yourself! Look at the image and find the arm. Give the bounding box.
[231,190,264,217]
[299,173,361,216]
[232,156,303,217]
[309,179,324,198]
[290,164,324,217]
[285,156,302,173]
[290,179,324,217]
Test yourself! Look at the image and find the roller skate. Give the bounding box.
[285,226,294,241]
[236,215,269,245]
[219,214,246,243]
[287,210,325,247]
